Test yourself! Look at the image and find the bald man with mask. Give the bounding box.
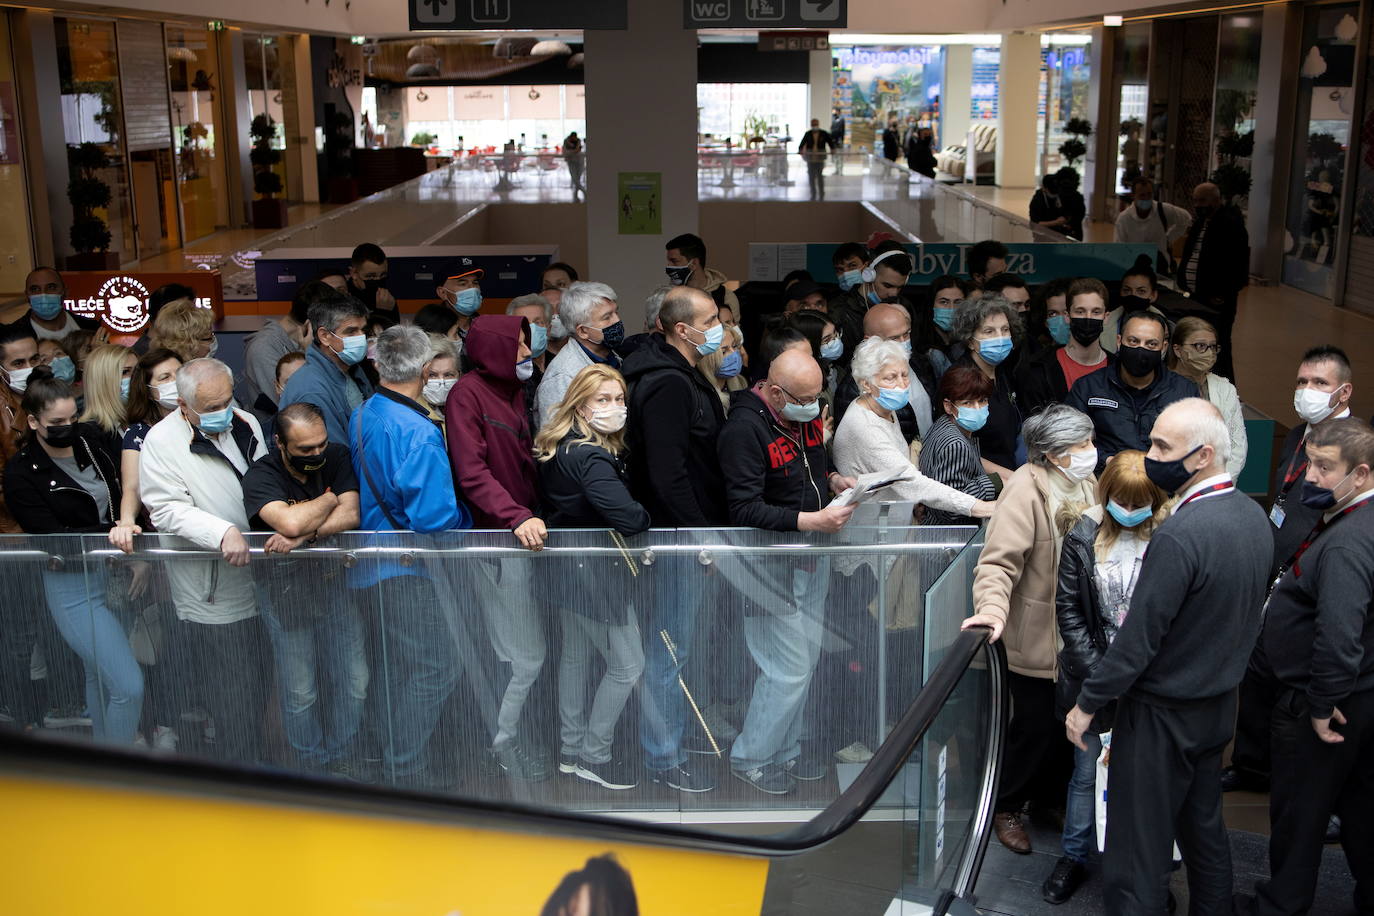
[833,302,937,442]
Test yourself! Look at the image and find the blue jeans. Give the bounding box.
[730,561,830,772]
[364,576,458,780]
[1062,731,1103,863]
[43,569,143,744]
[639,555,706,771]
[263,603,368,768]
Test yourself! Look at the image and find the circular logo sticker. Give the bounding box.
[97,276,151,334]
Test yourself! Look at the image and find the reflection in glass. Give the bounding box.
[167,27,228,242]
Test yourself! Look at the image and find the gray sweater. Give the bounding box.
[236,319,302,409]
[1077,489,1272,713]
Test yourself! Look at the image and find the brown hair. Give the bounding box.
[1094,449,1170,558]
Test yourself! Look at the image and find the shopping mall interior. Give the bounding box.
[0,0,1370,913]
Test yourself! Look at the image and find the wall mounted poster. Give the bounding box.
[618,171,661,235]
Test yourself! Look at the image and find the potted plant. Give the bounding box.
[1211,130,1255,206]
[250,114,288,229]
[410,130,437,148]
[65,142,119,271]
[1059,117,1093,167]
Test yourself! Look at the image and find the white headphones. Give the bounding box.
[860,249,908,284]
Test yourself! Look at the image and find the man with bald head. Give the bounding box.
[1178,181,1249,381]
[9,267,97,341]
[717,347,857,795]
[1065,398,1271,914]
[832,302,929,443]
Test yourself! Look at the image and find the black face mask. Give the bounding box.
[1144,444,1204,495]
[1117,294,1153,312]
[286,447,328,476]
[43,423,76,449]
[1117,344,1161,378]
[1069,317,1104,346]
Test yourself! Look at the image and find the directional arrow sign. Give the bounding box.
[411,0,627,30]
[684,0,845,28]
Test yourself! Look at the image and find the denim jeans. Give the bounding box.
[639,554,707,771]
[43,569,144,743]
[558,609,644,765]
[470,557,546,748]
[1062,731,1103,863]
[364,575,458,780]
[730,560,830,772]
[262,603,369,768]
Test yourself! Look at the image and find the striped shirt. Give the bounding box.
[918,415,998,525]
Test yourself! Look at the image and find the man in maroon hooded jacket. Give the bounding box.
[446,314,550,781]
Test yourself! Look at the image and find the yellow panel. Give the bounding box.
[0,773,770,915]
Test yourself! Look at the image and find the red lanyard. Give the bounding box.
[1285,497,1372,578]
[1178,481,1234,509]
[1279,447,1308,495]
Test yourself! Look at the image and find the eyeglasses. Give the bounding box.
[1181,342,1223,354]
[772,381,819,407]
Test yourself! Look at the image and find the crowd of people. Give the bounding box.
[0,206,1369,915]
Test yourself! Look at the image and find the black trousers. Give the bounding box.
[1103,692,1236,916]
[1231,660,1281,781]
[996,671,1072,814]
[179,617,270,764]
[1252,687,1374,916]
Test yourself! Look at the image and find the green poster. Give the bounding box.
[617,172,661,235]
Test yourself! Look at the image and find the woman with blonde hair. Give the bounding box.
[536,363,648,792]
[148,299,215,363]
[1166,315,1247,476]
[694,322,747,409]
[420,334,461,433]
[80,344,137,445]
[1041,449,1169,904]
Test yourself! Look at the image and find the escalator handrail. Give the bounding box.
[0,627,1005,859]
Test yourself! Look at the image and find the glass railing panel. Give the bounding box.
[922,528,986,679]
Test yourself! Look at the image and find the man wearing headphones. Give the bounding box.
[827,245,914,359]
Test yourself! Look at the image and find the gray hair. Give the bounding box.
[644,284,672,332]
[950,294,1024,346]
[560,281,618,330]
[1023,404,1095,466]
[427,332,459,365]
[850,337,909,388]
[306,290,367,337]
[1171,397,1233,467]
[176,358,233,409]
[506,293,552,323]
[373,325,431,384]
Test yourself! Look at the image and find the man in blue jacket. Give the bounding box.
[280,290,374,447]
[350,325,472,788]
[1065,310,1198,472]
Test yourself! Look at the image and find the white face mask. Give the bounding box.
[423,377,457,406]
[586,405,627,434]
[152,380,180,410]
[1055,446,1098,481]
[4,365,33,394]
[1294,386,1342,426]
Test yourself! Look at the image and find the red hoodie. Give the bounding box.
[446,314,539,529]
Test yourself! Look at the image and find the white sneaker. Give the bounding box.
[834,741,874,764]
[153,726,179,751]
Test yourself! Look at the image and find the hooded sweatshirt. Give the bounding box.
[717,387,829,531]
[447,314,539,530]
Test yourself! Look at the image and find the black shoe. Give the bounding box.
[784,754,829,782]
[1042,856,1086,905]
[575,758,639,791]
[1220,766,1268,793]
[1167,889,1177,913]
[732,763,795,796]
[491,741,551,782]
[1326,814,1342,844]
[648,764,715,794]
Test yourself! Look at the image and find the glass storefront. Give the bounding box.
[1114,25,1151,196]
[1283,3,1359,298]
[1038,36,1093,178]
[244,34,290,201]
[1212,13,1264,215]
[697,82,808,145]
[167,26,229,243]
[831,45,944,153]
[401,85,587,152]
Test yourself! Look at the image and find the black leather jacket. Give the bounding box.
[1055,514,1116,732]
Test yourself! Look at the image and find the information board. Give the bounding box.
[411,0,626,31]
[684,0,846,29]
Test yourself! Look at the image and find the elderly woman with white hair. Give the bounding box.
[832,337,998,520]
[963,403,1098,855]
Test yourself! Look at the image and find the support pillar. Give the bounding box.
[1248,2,1303,281]
[280,34,319,205]
[808,49,832,130]
[221,29,255,229]
[1085,26,1120,222]
[11,10,64,267]
[583,0,697,330]
[942,45,972,152]
[995,31,1041,189]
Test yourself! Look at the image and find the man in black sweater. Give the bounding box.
[1238,418,1374,916]
[621,286,728,794]
[1066,398,1272,915]
[716,348,855,795]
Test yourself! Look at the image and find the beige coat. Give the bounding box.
[972,462,1083,679]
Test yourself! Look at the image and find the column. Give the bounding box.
[942,45,972,152]
[11,10,65,266]
[995,31,1041,188]
[808,49,832,129]
[1247,3,1303,280]
[583,0,698,331]
[279,34,319,205]
[1085,27,1120,222]
[221,30,255,229]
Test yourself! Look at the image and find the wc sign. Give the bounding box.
[61,270,225,335]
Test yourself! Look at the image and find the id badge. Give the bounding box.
[1269,503,1286,528]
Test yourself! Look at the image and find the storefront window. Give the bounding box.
[403,85,586,152]
[244,34,289,199]
[1283,4,1359,299]
[1037,36,1092,178]
[167,26,228,243]
[0,12,35,290]
[1212,13,1263,215]
[696,83,808,146]
[830,45,943,154]
[55,17,136,265]
[1115,25,1150,196]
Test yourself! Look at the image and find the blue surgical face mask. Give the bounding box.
[50,356,76,383]
[1135,199,1154,213]
[900,339,913,359]
[333,331,368,366]
[875,385,909,410]
[119,377,131,402]
[715,350,743,379]
[1047,315,1071,346]
[453,287,482,316]
[30,293,64,321]
[529,323,548,357]
[955,404,989,432]
[838,269,863,291]
[933,307,956,331]
[1107,498,1153,528]
[693,322,724,356]
[978,336,1013,366]
[820,337,844,361]
[867,290,882,305]
[781,398,821,423]
[196,405,234,435]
